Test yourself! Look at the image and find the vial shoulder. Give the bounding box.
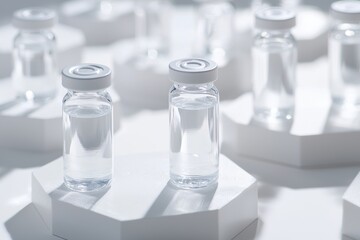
[253,31,296,50]
[14,31,56,46]
[330,24,360,41]
[63,91,112,107]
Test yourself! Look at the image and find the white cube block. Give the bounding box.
[31,153,258,240]
[0,79,121,151]
[112,40,247,109]
[60,0,135,46]
[0,24,85,79]
[222,90,360,168]
[343,172,360,239]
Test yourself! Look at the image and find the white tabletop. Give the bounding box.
[0,46,358,240]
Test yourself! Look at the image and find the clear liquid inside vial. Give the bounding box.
[63,103,113,192]
[252,39,296,120]
[330,26,360,106]
[170,93,219,189]
[12,31,57,102]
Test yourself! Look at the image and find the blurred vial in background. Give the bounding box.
[135,0,172,60]
[12,8,58,103]
[194,0,235,64]
[252,7,297,120]
[169,58,219,189]
[88,0,115,19]
[62,64,113,192]
[252,0,301,12]
[329,1,360,107]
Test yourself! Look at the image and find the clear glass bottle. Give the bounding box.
[12,8,58,102]
[194,0,235,63]
[252,7,297,120]
[169,58,219,189]
[62,64,113,192]
[329,1,360,106]
[135,0,171,60]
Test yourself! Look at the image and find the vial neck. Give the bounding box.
[174,83,214,91]
[69,90,106,96]
[259,29,292,38]
[332,20,360,30]
[18,29,52,35]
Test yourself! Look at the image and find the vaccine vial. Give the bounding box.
[135,0,171,60]
[169,58,219,189]
[62,64,113,192]
[194,0,235,63]
[12,8,57,102]
[252,7,297,120]
[329,1,360,106]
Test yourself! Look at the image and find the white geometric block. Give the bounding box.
[294,6,329,62]
[59,0,135,46]
[112,40,247,109]
[0,24,85,79]
[0,79,121,152]
[343,172,360,240]
[31,153,258,240]
[222,90,360,168]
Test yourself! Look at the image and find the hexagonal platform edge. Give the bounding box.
[222,93,360,168]
[32,153,258,240]
[343,172,360,240]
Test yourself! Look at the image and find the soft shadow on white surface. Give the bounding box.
[50,183,110,209]
[324,104,360,132]
[145,181,217,217]
[0,148,61,169]
[233,219,262,240]
[222,143,360,189]
[5,203,63,240]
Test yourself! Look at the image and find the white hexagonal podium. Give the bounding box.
[222,90,360,168]
[0,24,85,79]
[343,172,360,240]
[31,153,258,240]
[59,0,135,46]
[0,79,121,151]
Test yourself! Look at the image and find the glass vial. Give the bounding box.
[252,7,297,120]
[169,58,219,189]
[62,64,113,192]
[329,1,360,106]
[135,0,171,60]
[194,0,235,63]
[12,8,58,102]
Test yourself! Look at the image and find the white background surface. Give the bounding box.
[0,45,359,240]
